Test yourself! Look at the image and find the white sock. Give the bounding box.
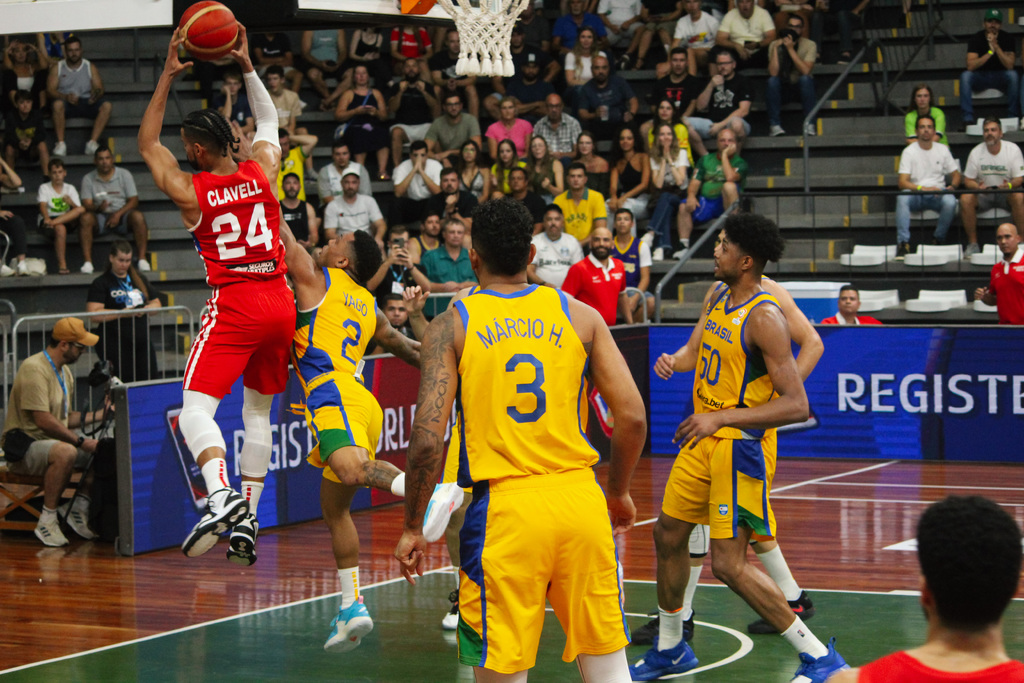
[71,495,91,513]
[680,563,702,620]
[758,546,802,601]
[681,238,690,248]
[40,506,57,524]
[781,616,828,659]
[200,458,230,494]
[657,607,684,650]
[242,480,264,517]
[390,472,406,497]
[338,566,360,609]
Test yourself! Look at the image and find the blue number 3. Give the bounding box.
[506,353,546,423]
[341,320,361,364]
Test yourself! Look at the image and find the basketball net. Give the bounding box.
[434,0,530,77]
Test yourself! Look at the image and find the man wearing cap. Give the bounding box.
[322,168,387,245]
[2,318,107,546]
[509,24,560,83]
[484,53,556,122]
[960,9,1019,130]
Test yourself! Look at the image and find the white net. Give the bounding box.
[433,0,530,77]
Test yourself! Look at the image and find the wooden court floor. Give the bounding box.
[2,457,1023,681]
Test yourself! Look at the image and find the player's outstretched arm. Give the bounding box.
[762,278,824,381]
[395,309,459,584]
[230,25,281,184]
[372,307,421,368]
[653,282,718,380]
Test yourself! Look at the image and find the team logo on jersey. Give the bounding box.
[718,504,729,516]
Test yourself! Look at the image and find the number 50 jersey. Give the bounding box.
[190,160,287,287]
[453,285,598,487]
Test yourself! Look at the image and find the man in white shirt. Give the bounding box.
[895,115,961,259]
[961,117,1024,257]
[393,140,443,225]
[528,204,584,288]
[599,0,644,52]
[716,0,776,69]
[673,0,720,76]
[323,170,387,245]
[317,141,372,205]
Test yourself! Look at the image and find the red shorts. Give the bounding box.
[183,278,295,399]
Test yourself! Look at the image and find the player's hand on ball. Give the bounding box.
[228,23,251,68]
[654,352,676,380]
[395,530,427,585]
[674,412,721,449]
[164,34,193,78]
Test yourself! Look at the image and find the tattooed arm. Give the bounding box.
[394,309,458,584]
[372,307,421,368]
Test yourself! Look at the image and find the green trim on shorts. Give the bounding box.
[457,620,484,667]
[737,505,769,536]
[316,428,354,464]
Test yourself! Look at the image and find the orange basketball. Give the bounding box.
[179,1,238,61]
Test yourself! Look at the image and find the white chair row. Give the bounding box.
[840,242,1002,267]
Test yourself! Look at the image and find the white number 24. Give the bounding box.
[210,203,273,260]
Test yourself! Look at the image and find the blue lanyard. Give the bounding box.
[43,349,70,418]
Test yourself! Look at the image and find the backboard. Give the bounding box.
[0,0,174,33]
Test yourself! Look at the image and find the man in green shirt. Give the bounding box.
[414,218,477,293]
[676,127,747,256]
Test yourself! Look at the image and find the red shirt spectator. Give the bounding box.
[975,224,1024,324]
[821,314,882,325]
[391,26,432,61]
[561,227,630,325]
[821,285,882,325]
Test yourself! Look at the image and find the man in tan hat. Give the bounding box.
[2,317,108,546]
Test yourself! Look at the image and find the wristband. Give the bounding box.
[76,435,85,447]
[1008,181,1013,189]
[987,50,994,55]
[916,185,922,190]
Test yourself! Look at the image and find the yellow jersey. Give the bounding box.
[292,267,377,389]
[694,283,780,440]
[453,284,597,486]
[554,188,607,242]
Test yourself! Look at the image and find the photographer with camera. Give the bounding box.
[2,318,109,546]
[85,240,162,383]
[367,225,420,307]
[766,14,818,137]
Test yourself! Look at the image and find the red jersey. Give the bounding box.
[989,248,1024,324]
[190,160,287,287]
[390,27,431,59]
[561,255,626,326]
[858,651,1024,682]
[821,314,883,325]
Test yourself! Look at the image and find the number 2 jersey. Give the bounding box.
[190,160,287,287]
[453,285,598,487]
[694,283,781,440]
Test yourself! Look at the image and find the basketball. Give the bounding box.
[178,1,238,61]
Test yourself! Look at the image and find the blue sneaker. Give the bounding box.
[630,637,699,681]
[324,596,374,653]
[792,637,850,683]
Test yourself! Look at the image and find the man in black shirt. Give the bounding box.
[510,24,560,83]
[960,9,1019,127]
[688,48,752,148]
[429,29,481,118]
[3,90,49,177]
[387,58,440,170]
[251,32,302,92]
[424,168,478,230]
[485,56,556,122]
[368,225,418,309]
[279,173,319,248]
[507,167,548,232]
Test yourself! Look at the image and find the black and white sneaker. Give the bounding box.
[748,590,815,634]
[631,612,694,646]
[181,488,249,558]
[226,513,259,566]
[441,589,459,630]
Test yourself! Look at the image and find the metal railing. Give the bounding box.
[865,0,948,115]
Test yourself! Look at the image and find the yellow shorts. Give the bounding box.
[303,372,383,484]
[662,433,777,540]
[457,469,628,673]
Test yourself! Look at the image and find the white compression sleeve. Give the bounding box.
[239,387,274,478]
[179,390,225,458]
[243,69,280,148]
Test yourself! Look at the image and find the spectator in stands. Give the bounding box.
[766,14,818,137]
[391,25,434,76]
[4,89,48,177]
[349,26,389,88]
[962,117,1024,258]
[414,218,477,292]
[454,140,490,202]
[640,98,694,165]
[652,48,704,123]
[608,127,651,221]
[689,48,752,146]
[577,56,639,142]
[974,223,1024,325]
[276,128,318,201]
[553,0,609,53]
[564,27,609,109]
[555,161,608,244]
[629,0,685,70]
[647,122,691,257]
[368,225,419,306]
[213,68,254,137]
[299,30,351,111]
[426,93,483,166]
[831,496,1024,683]
[489,139,528,199]
[534,94,583,162]
[3,34,50,113]
[85,239,162,382]
[318,141,372,205]
[670,0,720,76]
[280,173,319,249]
[529,204,584,287]
[365,291,418,354]
[393,140,443,225]
[508,25,560,83]
[323,169,387,244]
[47,36,112,157]
[576,131,612,196]
[599,0,644,59]
[80,146,150,271]
[526,135,565,202]
[904,83,947,146]
[895,115,961,259]
[429,29,480,119]
[424,167,478,232]
[387,58,440,170]
[677,126,747,255]
[265,65,303,136]
[612,208,655,321]
[811,0,868,65]
[716,0,776,70]
[0,158,29,276]
[251,32,303,92]
[518,3,554,53]
[485,54,554,123]
[335,65,391,179]
[1,317,104,546]
[507,166,549,231]
[37,157,86,274]
[486,97,535,160]
[562,225,633,324]
[408,212,442,263]
[960,9,1018,130]
[821,285,882,325]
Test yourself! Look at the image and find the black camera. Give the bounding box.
[88,360,114,387]
[779,29,800,43]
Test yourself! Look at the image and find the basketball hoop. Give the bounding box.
[434,0,530,77]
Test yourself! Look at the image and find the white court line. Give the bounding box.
[811,482,1024,492]
[773,494,1024,507]
[0,566,456,676]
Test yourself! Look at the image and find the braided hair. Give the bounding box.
[182,109,239,157]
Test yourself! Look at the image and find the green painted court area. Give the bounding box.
[5,573,1023,682]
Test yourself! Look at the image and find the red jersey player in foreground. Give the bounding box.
[832,496,1024,683]
[974,223,1024,324]
[139,27,294,564]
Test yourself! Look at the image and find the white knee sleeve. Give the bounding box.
[239,387,274,478]
[576,649,630,683]
[689,523,710,557]
[179,390,225,459]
